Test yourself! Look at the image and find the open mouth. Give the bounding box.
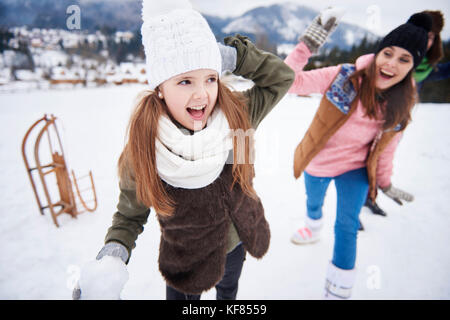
[379,69,395,80]
[187,104,207,120]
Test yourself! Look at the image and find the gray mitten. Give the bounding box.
[217,42,237,73]
[72,242,129,300]
[300,7,345,54]
[95,241,129,262]
[381,184,414,206]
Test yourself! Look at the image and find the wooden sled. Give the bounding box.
[22,114,97,227]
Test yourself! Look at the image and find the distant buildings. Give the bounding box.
[0,27,146,92]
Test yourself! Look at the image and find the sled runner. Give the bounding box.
[21,114,97,227]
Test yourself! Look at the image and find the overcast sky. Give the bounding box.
[190,0,450,39]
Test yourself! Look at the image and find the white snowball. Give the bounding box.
[320,7,346,26]
[142,0,192,21]
[78,256,129,300]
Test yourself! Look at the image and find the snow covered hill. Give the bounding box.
[0,84,449,299]
[221,3,378,50]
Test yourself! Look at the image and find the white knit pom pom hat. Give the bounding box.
[141,0,222,90]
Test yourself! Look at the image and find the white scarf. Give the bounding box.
[155,108,233,189]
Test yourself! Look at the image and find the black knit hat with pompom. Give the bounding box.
[407,12,433,32]
[376,12,432,68]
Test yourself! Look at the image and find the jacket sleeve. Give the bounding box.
[224,34,295,129]
[376,132,402,189]
[284,41,341,96]
[423,61,450,82]
[104,153,150,263]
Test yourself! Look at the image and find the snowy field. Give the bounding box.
[0,83,449,300]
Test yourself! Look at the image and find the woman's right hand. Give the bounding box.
[72,242,129,300]
[381,184,414,206]
[300,7,345,54]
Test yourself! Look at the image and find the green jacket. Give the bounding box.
[413,57,434,83]
[104,34,295,261]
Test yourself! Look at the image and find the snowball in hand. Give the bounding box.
[320,7,345,26]
[78,256,129,299]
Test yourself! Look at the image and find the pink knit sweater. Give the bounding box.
[285,42,401,188]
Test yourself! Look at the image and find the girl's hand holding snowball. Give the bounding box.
[72,242,129,300]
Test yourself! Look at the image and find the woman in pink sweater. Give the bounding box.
[284,9,431,299]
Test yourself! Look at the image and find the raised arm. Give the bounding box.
[284,42,341,95]
[223,34,295,129]
[284,7,345,96]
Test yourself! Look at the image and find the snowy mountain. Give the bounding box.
[221,3,378,50]
[0,0,378,50]
[222,3,317,42]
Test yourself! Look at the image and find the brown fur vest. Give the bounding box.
[156,164,270,295]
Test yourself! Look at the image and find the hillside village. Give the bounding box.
[0,26,147,92]
[0,1,379,93]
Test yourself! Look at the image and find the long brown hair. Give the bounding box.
[349,56,417,130]
[118,80,256,217]
[424,10,444,65]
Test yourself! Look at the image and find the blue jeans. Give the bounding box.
[304,168,369,270]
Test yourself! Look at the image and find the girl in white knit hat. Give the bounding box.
[73,0,294,300]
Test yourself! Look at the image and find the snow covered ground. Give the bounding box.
[0,83,449,300]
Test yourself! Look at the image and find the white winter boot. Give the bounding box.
[324,262,357,300]
[291,216,323,244]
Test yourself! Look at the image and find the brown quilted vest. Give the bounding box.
[293,64,404,201]
[156,164,270,295]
